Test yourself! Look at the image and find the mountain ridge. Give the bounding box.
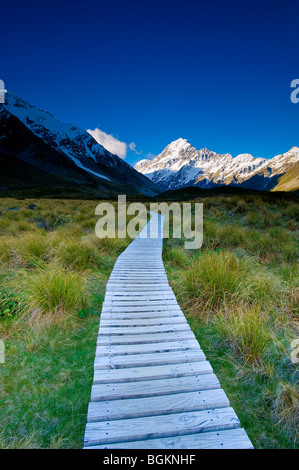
[134,138,299,192]
[0,92,161,197]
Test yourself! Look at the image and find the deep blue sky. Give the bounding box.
[2,0,299,164]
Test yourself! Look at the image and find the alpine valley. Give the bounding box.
[134,138,299,192]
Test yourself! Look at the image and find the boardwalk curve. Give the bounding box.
[84,212,253,449]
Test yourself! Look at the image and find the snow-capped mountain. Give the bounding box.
[0,92,161,197]
[134,138,299,191]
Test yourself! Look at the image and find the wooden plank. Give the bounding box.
[91,373,220,401]
[105,285,170,291]
[98,324,191,336]
[99,317,187,327]
[84,407,240,446]
[87,389,229,422]
[94,349,206,369]
[93,361,213,383]
[104,302,179,309]
[109,274,168,279]
[100,311,184,320]
[105,294,175,301]
[84,212,253,449]
[97,331,195,345]
[102,305,182,313]
[111,269,166,273]
[95,339,200,356]
[107,282,169,288]
[86,428,254,449]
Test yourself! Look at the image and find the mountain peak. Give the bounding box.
[134,139,299,192]
[166,138,190,152]
[1,91,161,196]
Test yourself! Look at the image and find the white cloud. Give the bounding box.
[129,142,142,154]
[87,128,127,159]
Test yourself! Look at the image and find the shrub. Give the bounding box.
[0,288,26,317]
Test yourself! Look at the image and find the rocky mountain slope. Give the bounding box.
[135,138,299,192]
[0,92,161,198]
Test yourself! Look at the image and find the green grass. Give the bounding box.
[0,193,298,448]
[0,198,133,448]
[215,305,272,364]
[163,192,299,449]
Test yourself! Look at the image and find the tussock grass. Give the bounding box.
[215,305,272,364]
[0,193,298,448]
[23,264,87,315]
[163,245,189,267]
[15,233,49,267]
[163,192,299,448]
[55,237,102,271]
[182,251,250,312]
[274,383,299,427]
[0,237,16,264]
[218,225,246,247]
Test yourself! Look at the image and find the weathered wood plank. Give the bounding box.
[91,373,220,401]
[93,361,212,383]
[94,349,206,369]
[95,339,200,356]
[105,294,175,301]
[86,428,254,449]
[102,305,182,313]
[99,317,187,327]
[98,324,191,336]
[87,389,229,422]
[84,212,253,450]
[97,331,195,345]
[84,407,240,446]
[100,311,184,320]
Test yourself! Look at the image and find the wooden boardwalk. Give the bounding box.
[84,212,253,449]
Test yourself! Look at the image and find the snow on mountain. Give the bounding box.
[1,92,161,195]
[3,92,116,180]
[134,138,299,191]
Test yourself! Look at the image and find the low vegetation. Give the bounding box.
[0,198,133,448]
[0,192,298,448]
[163,192,299,448]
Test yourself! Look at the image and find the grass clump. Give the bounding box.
[0,237,16,265]
[182,250,249,312]
[274,383,299,428]
[55,238,102,271]
[164,245,189,267]
[163,192,298,448]
[24,265,87,315]
[215,305,272,364]
[15,233,49,267]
